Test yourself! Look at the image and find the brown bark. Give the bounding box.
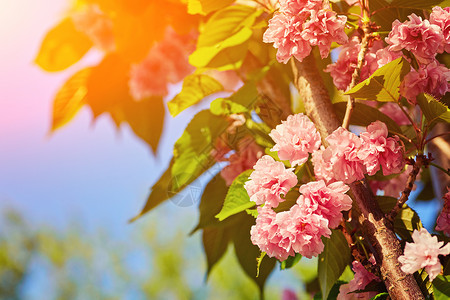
[292,55,424,300]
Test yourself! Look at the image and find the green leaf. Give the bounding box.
[35,18,92,72]
[189,5,262,70]
[191,175,229,233]
[172,110,229,191]
[168,74,223,117]
[416,94,450,128]
[50,68,91,132]
[345,58,410,102]
[129,159,176,222]
[313,281,347,300]
[245,208,258,218]
[256,252,266,277]
[377,196,423,241]
[188,0,235,15]
[333,102,402,135]
[233,214,276,293]
[216,170,254,221]
[280,253,302,270]
[210,81,259,115]
[433,275,450,300]
[318,230,351,300]
[202,226,231,276]
[369,292,389,300]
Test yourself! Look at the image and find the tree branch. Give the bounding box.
[386,155,424,223]
[291,55,424,300]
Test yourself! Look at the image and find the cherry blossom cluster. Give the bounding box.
[436,189,450,236]
[313,121,405,184]
[245,114,353,260]
[327,8,450,105]
[337,256,380,300]
[263,0,348,63]
[128,28,195,99]
[71,4,115,52]
[398,228,450,281]
[369,165,420,198]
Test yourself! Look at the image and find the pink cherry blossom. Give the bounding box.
[220,138,264,186]
[436,189,450,236]
[263,13,311,63]
[269,113,321,166]
[129,47,170,98]
[358,121,405,176]
[369,165,420,198]
[337,257,380,300]
[430,6,450,53]
[375,47,403,68]
[379,103,410,126]
[386,14,444,64]
[325,37,382,91]
[250,205,331,260]
[398,228,450,281]
[282,289,298,300]
[279,0,323,16]
[244,155,298,208]
[297,180,352,228]
[301,10,348,59]
[400,60,450,104]
[313,127,365,184]
[72,5,115,52]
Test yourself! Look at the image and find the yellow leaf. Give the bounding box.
[50,68,91,132]
[187,0,235,15]
[35,18,92,72]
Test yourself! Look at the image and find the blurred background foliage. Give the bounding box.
[0,208,322,299]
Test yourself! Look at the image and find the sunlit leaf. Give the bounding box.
[232,214,276,293]
[50,68,91,132]
[280,253,302,270]
[318,230,351,300]
[210,81,259,115]
[216,170,254,221]
[416,94,450,129]
[188,0,235,15]
[172,110,229,191]
[345,58,410,102]
[168,74,223,117]
[369,292,389,300]
[333,102,402,135]
[35,18,92,71]
[433,275,450,300]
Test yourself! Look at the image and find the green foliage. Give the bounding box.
[188,0,236,15]
[432,275,450,300]
[416,94,450,129]
[172,110,228,191]
[210,82,259,116]
[345,58,410,102]
[203,226,232,276]
[35,18,92,71]
[232,214,276,293]
[369,292,389,300]
[50,68,91,132]
[318,230,351,300]
[168,74,224,117]
[377,196,423,241]
[216,170,254,221]
[280,253,302,270]
[189,5,262,70]
[333,102,402,135]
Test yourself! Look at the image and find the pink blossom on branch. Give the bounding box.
[313,127,365,184]
[398,228,450,281]
[436,189,450,236]
[301,10,348,59]
[244,155,298,208]
[297,180,352,228]
[279,0,323,16]
[269,113,321,166]
[400,60,450,104]
[430,6,450,53]
[386,14,444,64]
[379,103,410,126]
[337,257,380,300]
[358,121,405,176]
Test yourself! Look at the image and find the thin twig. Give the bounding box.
[342,19,371,129]
[386,154,425,223]
[424,131,450,145]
